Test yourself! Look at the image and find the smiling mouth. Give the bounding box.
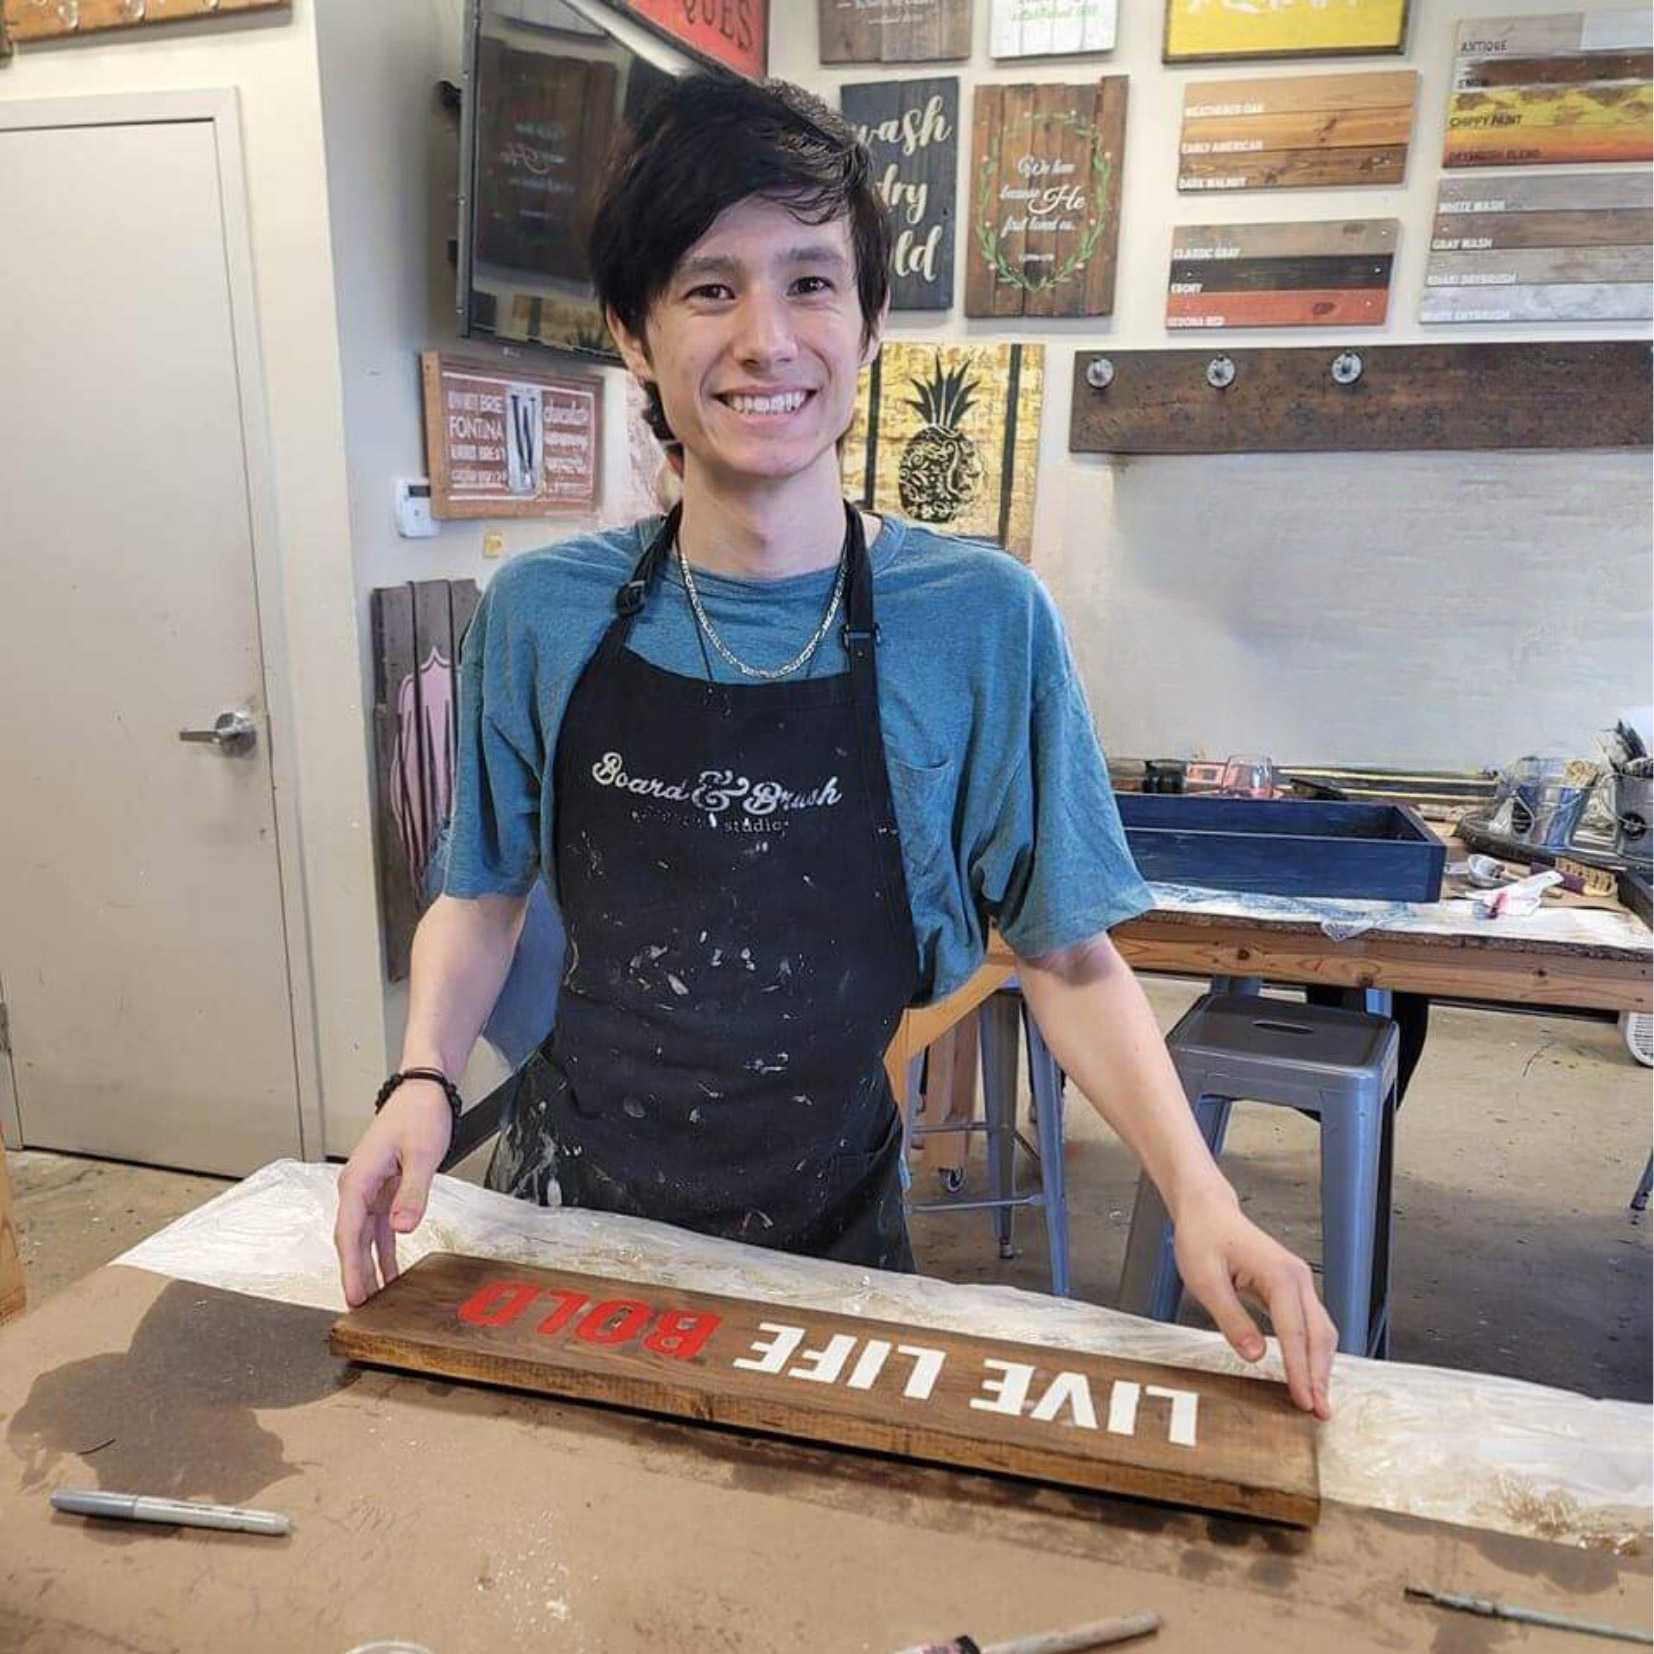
[716,389,814,417]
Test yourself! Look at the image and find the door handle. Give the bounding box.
[178,711,257,754]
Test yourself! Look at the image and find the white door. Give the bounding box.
[0,112,304,1175]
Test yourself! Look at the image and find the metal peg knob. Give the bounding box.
[178,711,257,754]
[1085,356,1115,390]
[1331,351,1364,386]
[1206,356,1236,390]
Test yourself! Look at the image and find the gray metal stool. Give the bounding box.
[1118,993,1400,1358]
[904,984,1072,1296]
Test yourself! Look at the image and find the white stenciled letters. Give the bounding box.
[971,1359,1036,1417]
[1029,1371,1099,1430]
[787,1333,860,1386]
[733,1321,807,1375]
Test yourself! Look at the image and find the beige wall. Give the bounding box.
[0,4,383,1151]
[770,1,1654,769]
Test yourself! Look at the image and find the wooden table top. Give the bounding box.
[3,1263,1648,1653]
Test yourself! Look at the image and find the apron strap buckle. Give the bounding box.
[615,579,648,617]
[841,622,881,651]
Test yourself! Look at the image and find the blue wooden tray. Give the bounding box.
[1117,795,1445,902]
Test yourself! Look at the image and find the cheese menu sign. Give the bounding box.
[330,1253,1320,1526]
[420,353,600,520]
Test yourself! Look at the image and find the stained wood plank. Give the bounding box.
[331,1253,1322,1527]
[1168,219,1396,329]
[1425,244,1651,286]
[989,0,1116,58]
[1172,254,1395,293]
[1181,146,1407,193]
[1183,69,1418,117]
[819,0,971,64]
[1435,172,1650,213]
[1430,206,1653,250]
[1164,0,1409,63]
[1172,219,1399,260]
[1167,287,1391,329]
[1419,281,1653,323]
[1181,103,1414,156]
[841,78,960,312]
[3,0,285,39]
[1069,342,1653,454]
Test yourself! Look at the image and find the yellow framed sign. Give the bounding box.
[1164,0,1409,64]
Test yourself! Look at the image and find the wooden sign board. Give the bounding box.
[330,1254,1321,1526]
[1069,342,1654,454]
[841,78,961,312]
[1424,172,1653,323]
[371,582,481,982]
[990,0,1116,59]
[966,78,1128,318]
[1445,9,1653,168]
[1167,219,1398,330]
[843,341,1044,559]
[420,353,601,520]
[1178,71,1418,193]
[2,0,285,40]
[613,0,766,77]
[819,0,972,64]
[1164,0,1408,64]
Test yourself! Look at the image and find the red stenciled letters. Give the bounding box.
[457,1280,541,1327]
[576,1299,652,1345]
[642,1310,721,1360]
[535,1288,590,1335]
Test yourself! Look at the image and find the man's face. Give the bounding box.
[613,195,879,488]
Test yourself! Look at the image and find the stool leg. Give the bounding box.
[1024,1005,1069,1297]
[1319,1095,1383,1358]
[1367,1083,1398,1359]
[980,994,1020,1260]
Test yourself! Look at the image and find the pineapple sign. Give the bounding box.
[843,342,1045,561]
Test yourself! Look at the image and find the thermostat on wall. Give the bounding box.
[395,478,439,539]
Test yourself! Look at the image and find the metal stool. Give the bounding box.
[1118,993,1400,1358]
[903,984,1072,1296]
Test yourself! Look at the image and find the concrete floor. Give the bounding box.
[10,979,1651,1401]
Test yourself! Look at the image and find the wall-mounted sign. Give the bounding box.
[820,0,973,64]
[991,0,1116,58]
[1164,0,1409,63]
[1423,172,1653,323]
[1444,9,1653,169]
[1166,219,1399,329]
[330,1254,1322,1527]
[840,77,960,311]
[1178,70,1418,192]
[420,352,601,519]
[844,341,1045,560]
[2,0,287,41]
[965,78,1128,318]
[614,0,766,77]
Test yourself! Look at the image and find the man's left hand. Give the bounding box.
[1170,1190,1337,1420]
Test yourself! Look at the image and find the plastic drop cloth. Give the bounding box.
[116,1159,1652,1552]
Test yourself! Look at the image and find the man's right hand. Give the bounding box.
[334,1082,455,1307]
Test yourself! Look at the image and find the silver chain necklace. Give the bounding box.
[677,538,849,682]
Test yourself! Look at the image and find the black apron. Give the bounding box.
[485,502,921,1270]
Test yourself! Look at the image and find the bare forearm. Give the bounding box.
[1015,934,1234,1225]
[399,892,530,1079]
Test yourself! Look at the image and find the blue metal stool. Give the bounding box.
[1118,993,1399,1358]
[903,983,1072,1296]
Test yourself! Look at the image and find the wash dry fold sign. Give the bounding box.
[331,1253,1319,1526]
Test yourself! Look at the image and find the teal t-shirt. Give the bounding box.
[442,512,1152,1004]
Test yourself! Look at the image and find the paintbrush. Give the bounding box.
[891,1610,1160,1654]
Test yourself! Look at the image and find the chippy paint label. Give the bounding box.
[456,1278,1203,1448]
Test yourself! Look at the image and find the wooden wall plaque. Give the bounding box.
[330,1254,1321,1526]
[966,78,1129,318]
[840,77,961,312]
[1167,219,1398,330]
[1423,173,1653,324]
[1178,71,1418,193]
[1163,0,1408,63]
[420,352,601,520]
[2,0,286,41]
[1444,8,1653,169]
[820,0,972,64]
[1070,342,1654,455]
[613,0,766,78]
[990,0,1116,59]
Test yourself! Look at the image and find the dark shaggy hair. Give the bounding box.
[588,74,891,444]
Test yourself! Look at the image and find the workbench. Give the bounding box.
[3,1163,1649,1652]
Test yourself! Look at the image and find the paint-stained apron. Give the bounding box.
[485,503,921,1270]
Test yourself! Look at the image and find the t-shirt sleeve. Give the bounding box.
[967,594,1153,958]
[440,576,545,899]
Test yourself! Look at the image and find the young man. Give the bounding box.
[336,76,1336,1417]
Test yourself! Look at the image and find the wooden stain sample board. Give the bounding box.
[1423,172,1653,324]
[1167,219,1398,329]
[966,78,1129,317]
[1444,8,1653,168]
[1070,341,1654,454]
[840,77,961,311]
[1164,0,1409,64]
[2,0,285,40]
[330,1253,1321,1527]
[1178,71,1419,192]
[820,0,972,64]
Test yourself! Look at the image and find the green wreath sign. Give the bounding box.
[974,114,1112,294]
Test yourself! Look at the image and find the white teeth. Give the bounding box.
[726,390,807,415]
